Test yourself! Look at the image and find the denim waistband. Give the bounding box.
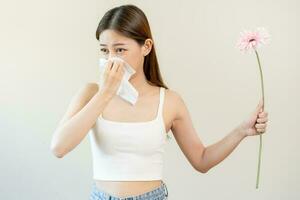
[90,180,168,200]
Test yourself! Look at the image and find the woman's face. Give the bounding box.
[99,29,151,72]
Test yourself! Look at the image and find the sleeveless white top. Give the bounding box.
[88,87,169,181]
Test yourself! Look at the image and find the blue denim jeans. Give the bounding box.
[89,180,169,200]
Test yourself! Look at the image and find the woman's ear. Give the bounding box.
[142,38,153,56]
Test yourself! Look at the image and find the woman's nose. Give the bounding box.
[108,53,118,59]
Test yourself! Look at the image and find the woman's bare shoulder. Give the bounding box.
[165,88,184,105]
[164,88,186,121]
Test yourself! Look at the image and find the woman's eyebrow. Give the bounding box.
[100,43,128,46]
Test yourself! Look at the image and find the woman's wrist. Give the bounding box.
[235,125,248,139]
[97,89,114,103]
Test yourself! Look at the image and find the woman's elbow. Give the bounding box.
[198,167,209,173]
[192,162,208,173]
[50,146,65,158]
[50,141,66,158]
[194,165,208,173]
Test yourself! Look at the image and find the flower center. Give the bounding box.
[249,39,255,42]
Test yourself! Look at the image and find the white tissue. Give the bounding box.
[98,57,139,105]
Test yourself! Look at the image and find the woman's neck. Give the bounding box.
[129,71,155,97]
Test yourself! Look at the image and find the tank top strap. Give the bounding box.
[157,87,165,119]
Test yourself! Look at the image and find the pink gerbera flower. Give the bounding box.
[236,27,271,189]
[236,27,270,52]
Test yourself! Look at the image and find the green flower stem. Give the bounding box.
[254,49,265,189]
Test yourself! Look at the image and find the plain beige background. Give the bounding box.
[1,0,299,199]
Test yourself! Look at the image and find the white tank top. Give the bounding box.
[88,87,169,181]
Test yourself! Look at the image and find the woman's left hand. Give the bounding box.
[238,99,269,137]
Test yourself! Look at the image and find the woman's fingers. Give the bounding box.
[256,128,266,133]
[258,111,268,118]
[257,117,268,123]
[255,117,268,134]
[104,60,113,74]
[254,110,269,135]
[255,123,267,129]
[111,60,121,73]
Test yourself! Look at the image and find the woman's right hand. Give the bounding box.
[98,59,125,99]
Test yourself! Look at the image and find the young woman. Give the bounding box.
[50,4,269,200]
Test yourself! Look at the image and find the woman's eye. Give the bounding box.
[100,48,108,54]
[116,48,126,53]
[100,48,126,54]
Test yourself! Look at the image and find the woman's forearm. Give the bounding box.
[50,91,112,158]
[200,126,247,172]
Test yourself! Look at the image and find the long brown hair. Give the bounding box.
[95,4,169,89]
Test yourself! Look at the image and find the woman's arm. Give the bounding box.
[51,61,126,158]
[199,126,246,173]
[170,90,268,173]
[200,99,268,172]
[50,83,112,158]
